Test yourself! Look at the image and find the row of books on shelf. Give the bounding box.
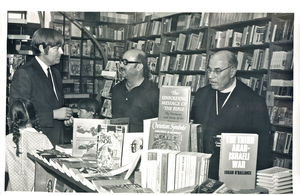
[272,130,292,154]
[160,53,207,72]
[208,13,269,26]
[210,24,269,48]
[256,166,292,194]
[68,58,102,76]
[239,76,267,96]
[270,79,293,97]
[158,74,207,93]
[237,49,269,71]
[98,25,126,40]
[128,20,161,38]
[127,38,161,55]
[269,105,292,127]
[273,156,292,169]
[270,50,293,70]
[53,11,134,24]
[160,32,207,53]
[162,13,209,33]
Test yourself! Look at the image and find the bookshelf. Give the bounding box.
[6,11,41,135]
[124,12,293,169]
[50,12,132,118]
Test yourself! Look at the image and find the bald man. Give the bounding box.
[191,50,272,179]
[111,49,159,132]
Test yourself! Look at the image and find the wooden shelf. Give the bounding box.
[160,70,206,75]
[210,43,270,52]
[128,34,161,41]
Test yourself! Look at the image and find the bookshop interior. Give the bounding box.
[5,11,295,193]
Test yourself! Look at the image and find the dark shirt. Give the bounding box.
[191,80,272,179]
[111,79,159,132]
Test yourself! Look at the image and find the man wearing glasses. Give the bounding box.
[111,49,159,132]
[191,50,272,179]
[10,28,73,146]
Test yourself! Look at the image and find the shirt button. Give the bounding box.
[125,98,128,101]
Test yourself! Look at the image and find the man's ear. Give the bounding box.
[38,44,45,54]
[136,63,143,71]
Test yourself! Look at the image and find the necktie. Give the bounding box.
[47,68,57,100]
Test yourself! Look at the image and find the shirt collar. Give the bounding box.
[220,78,236,93]
[35,56,50,76]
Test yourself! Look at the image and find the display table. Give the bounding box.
[28,152,97,192]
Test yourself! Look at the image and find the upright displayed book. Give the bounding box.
[72,118,109,158]
[148,120,190,151]
[158,86,191,123]
[72,118,128,170]
[218,133,258,190]
[256,166,292,194]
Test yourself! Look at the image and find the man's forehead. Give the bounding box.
[209,58,230,68]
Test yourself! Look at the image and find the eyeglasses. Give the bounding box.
[206,66,233,75]
[119,59,140,65]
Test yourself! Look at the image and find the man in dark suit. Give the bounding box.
[10,28,73,146]
[191,50,272,179]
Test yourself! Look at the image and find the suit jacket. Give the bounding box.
[191,79,272,179]
[10,58,64,145]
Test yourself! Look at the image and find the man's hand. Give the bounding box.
[64,116,74,126]
[53,107,73,120]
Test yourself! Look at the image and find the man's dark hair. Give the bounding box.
[31,28,64,55]
[78,98,100,118]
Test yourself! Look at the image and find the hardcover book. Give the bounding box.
[148,120,190,151]
[72,118,109,158]
[219,133,258,190]
[158,86,191,123]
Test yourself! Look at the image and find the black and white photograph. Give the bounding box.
[1,0,299,194]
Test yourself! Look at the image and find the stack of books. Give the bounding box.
[256,166,292,194]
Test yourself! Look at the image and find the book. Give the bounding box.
[100,99,112,118]
[193,178,226,193]
[72,118,109,157]
[55,144,72,155]
[148,120,190,152]
[121,132,144,166]
[69,58,81,76]
[158,86,191,123]
[219,133,258,190]
[96,123,128,170]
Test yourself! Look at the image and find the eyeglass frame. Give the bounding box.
[119,58,141,66]
[206,65,233,75]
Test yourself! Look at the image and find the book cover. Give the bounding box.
[95,123,128,170]
[148,120,190,152]
[158,86,191,123]
[69,58,81,76]
[121,132,144,166]
[55,144,72,155]
[72,118,109,157]
[193,178,225,193]
[219,133,258,190]
[100,99,112,118]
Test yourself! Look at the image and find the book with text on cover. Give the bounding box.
[158,86,191,123]
[148,120,190,152]
[219,133,258,190]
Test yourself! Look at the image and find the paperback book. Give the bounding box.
[219,133,258,190]
[158,86,191,123]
